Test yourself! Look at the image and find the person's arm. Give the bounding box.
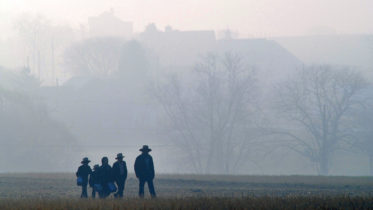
[124,162,128,180]
[76,166,81,177]
[134,157,139,178]
[110,166,115,182]
[97,169,103,184]
[89,173,93,187]
[112,163,117,179]
[150,156,155,180]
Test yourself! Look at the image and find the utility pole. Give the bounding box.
[51,38,56,86]
[38,50,41,80]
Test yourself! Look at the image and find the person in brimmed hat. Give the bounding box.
[134,145,156,198]
[76,157,92,198]
[112,153,128,198]
[89,164,101,198]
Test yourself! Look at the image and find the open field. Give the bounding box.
[0,173,372,209]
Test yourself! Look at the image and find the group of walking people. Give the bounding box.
[76,145,156,198]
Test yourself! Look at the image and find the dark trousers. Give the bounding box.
[139,179,156,198]
[99,185,110,199]
[81,184,88,198]
[91,188,96,198]
[115,179,126,198]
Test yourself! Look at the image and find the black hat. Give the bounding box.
[139,145,152,152]
[81,157,91,164]
[116,153,124,159]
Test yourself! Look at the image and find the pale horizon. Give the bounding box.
[1,0,373,40]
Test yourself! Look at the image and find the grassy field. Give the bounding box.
[0,173,372,209]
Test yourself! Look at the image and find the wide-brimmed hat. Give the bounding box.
[139,145,152,152]
[81,157,91,164]
[115,153,125,159]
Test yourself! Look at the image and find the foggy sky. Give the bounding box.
[1,0,373,40]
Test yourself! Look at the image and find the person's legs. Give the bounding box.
[92,188,96,198]
[138,179,145,198]
[114,181,118,198]
[147,179,156,198]
[104,186,110,198]
[120,179,126,197]
[116,180,124,198]
[100,183,109,199]
[81,184,88,198]
[98,190,104,199]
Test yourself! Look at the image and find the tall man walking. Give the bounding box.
[134,145,156,198]
[112,153,127,198]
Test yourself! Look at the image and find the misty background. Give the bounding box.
[0,0,372,175]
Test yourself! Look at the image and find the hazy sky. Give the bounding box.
[1,0,373,39]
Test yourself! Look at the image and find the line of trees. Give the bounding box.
[155,56,372,175]
[58,36,373,175]
[14,22,371,174]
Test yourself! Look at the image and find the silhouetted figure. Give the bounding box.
[99,156,114,198]
[112,153,128,198]
[134,145,156,198]
[89,164,101,198]
[76,157,92,198]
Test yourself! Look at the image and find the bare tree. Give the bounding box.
[275,65,366,175]
[155,53,259,174]
[351,88,373,175]
[15,14,51,78]
[63,37,125,77]
[15,14,74,83]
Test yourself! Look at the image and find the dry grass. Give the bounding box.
[0,196,372,210]
[0,173,372,209]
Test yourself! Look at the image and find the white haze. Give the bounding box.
[0,0,372,176]
[1,0,373,40]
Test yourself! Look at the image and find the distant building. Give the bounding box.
[274,35,373,75]
[88,10,133,39]
[138,24,216,68]
[214,38,303,87]
[137,24,302,87]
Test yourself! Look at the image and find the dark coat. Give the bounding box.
[112,160,128,181]
[99,164,114,184]
[89,169,101,187]
[134,153,155,180]
[76,164,92,185]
